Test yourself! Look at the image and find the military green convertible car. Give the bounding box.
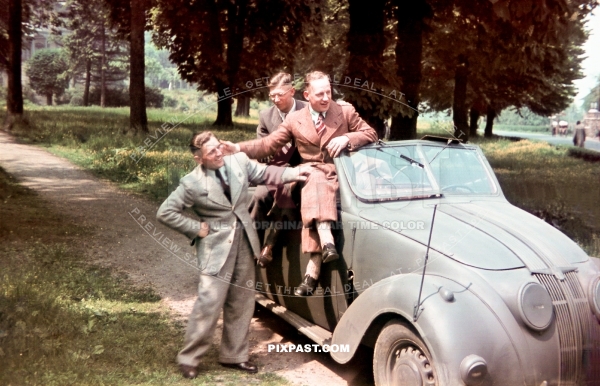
[255,138,600,386]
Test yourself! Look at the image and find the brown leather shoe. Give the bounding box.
[257,245,273,267]
[220,361,258,373]
[322,243,339,263]
[294,274,318,296]
[179,364,198,379]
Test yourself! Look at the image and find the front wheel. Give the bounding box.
[373,320,436,386]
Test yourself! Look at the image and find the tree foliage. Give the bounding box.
[25,48,68,105]
[151,0,311,126]
[418,0,596,140]
[59,0,129,106]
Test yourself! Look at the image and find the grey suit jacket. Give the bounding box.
[257,99,307,138]
[157,152,284,275]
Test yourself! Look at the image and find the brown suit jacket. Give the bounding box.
[240,101,377,253]
[242,100,377,163]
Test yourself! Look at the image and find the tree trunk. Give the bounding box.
[390,0,431,140]
[46,93,52,106]
[212,0,247,127]
[100,21,106,108]
[345,0,387,139]
[4,0,24,130]
[215,98,233,126]
[129,0,148,133]
[452,54,469,141]
[234,95,250,117]
[469,107,480,138]
[83,59,91,106]
[484,107,496,138]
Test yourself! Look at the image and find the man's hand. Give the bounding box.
[281,164,313,183]
[198,222,209,238]
[219,141,240,155]
[326,135,350,158]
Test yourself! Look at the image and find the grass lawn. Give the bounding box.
[0,166,288,385]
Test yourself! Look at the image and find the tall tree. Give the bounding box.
[103,0,153,133]
[152,0,310,126]
[3,0,23,129]
[419,0,596,140]
[2,0,59,129]
[343,0,387,138]
[59,0,129,107]
[128,0,147,133]
[388,0,432,140]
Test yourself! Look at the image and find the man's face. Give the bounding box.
[195,136,225,170]
[303,77,331,113]
[269,85,295,113]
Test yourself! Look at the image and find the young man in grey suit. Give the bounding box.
[156,131,308,379]
[250,72,307,265]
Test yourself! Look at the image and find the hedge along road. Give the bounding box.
[0,131,373,386]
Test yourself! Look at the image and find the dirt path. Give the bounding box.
[0,132,372,386]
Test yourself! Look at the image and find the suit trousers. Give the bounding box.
[177,225,255,367]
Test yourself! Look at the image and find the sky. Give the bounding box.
[574,9,600,107]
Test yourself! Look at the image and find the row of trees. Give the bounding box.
[2,0,597,139]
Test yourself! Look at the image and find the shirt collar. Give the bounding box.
[308,105,326,125]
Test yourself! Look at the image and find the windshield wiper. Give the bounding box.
[400,154,424,168]
[376,147,424,169]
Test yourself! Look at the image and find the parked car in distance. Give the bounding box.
[254,137,600,386]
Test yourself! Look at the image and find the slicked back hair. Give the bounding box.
[268,72,293,89]
[189,131,215,156]
[304,71,329,91]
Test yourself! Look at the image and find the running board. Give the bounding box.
[255,293,333,346]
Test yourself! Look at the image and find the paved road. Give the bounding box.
[493,130,600,152]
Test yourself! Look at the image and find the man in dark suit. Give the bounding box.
[157,131,308,379]
[222,71,377,296]
[251,72,307,266]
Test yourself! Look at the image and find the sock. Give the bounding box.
[316,221,334,246]
[305,253,322,279]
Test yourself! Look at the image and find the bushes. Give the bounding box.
[567,147,600,163]
[494,124,550,133]
[87,85,166,107]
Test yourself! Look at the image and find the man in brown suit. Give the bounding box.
[251,72,307,266]
[223,71,377,296]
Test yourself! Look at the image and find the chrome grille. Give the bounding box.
[535,272,600,386]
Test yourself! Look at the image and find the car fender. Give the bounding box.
[331,273,527,385]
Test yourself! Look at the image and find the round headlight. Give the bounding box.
[518,282,554,331]
[589,277,600,321]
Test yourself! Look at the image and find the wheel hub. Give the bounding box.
[389,346,435,386]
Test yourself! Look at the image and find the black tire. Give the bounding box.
[373,320,437,386]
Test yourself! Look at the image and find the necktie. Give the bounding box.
[215,169,231,202]
[315,113,326,137]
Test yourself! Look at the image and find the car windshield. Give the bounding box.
[341,143,497,201]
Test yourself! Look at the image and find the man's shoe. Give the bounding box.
[179,364,198,379]
[220,361,258,374]
[294,274,318,296]
[257,245,274,267]
[321,243,339,263]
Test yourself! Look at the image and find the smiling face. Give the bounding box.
[303,77,331,113]
[194,136,225,170]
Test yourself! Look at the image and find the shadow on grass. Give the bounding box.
[0,165,289,385]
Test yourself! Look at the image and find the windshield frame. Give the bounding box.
[340,142,498,202]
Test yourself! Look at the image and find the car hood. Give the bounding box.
[356,200,589,271]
